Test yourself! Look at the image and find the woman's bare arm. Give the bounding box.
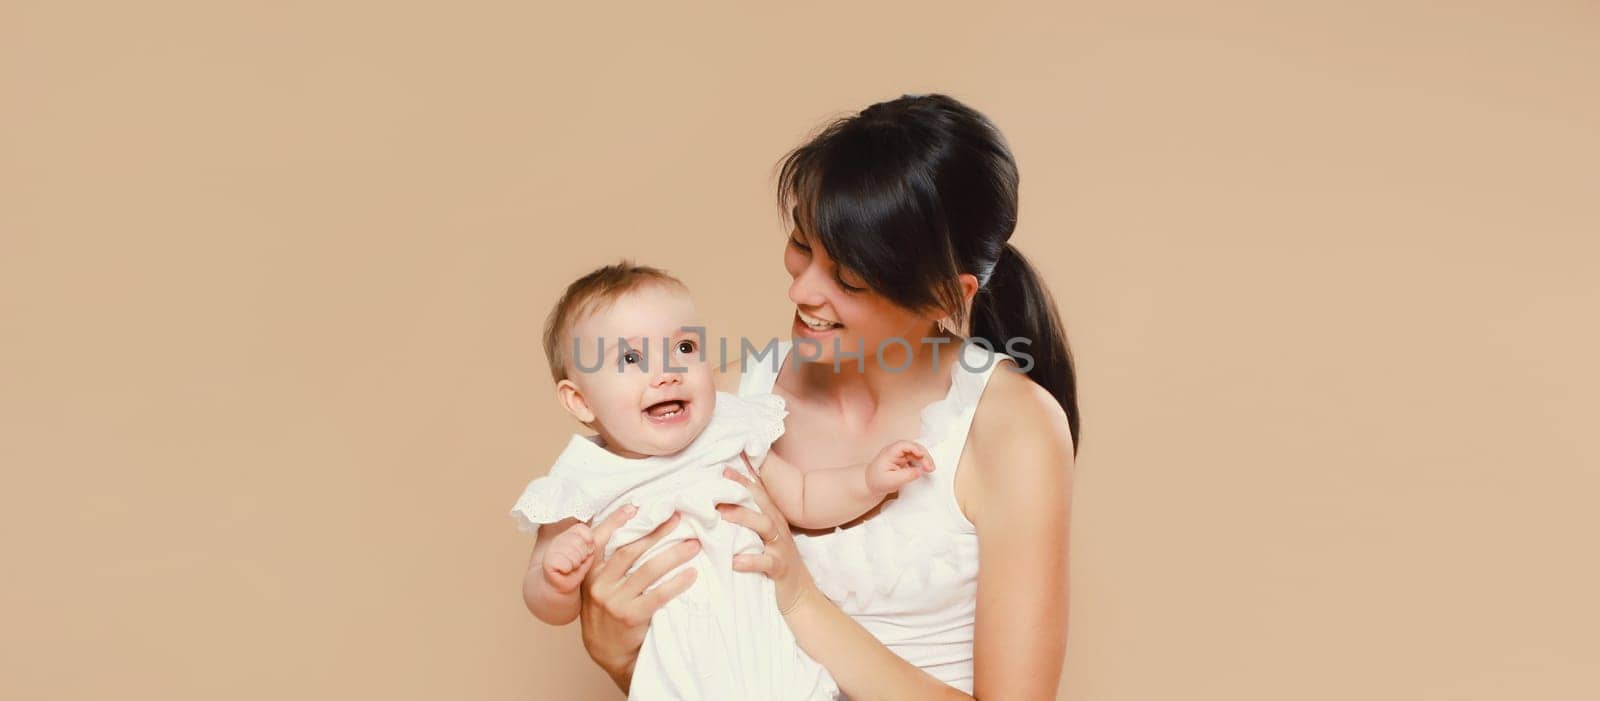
[745,368,1074,699]
[780,584,974,699]
[718,464,974,701]
[964,369,1075,697]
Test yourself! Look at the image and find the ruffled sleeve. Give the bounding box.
[716,391,788,472]
[507,434,622,532]
[508,473,602,533]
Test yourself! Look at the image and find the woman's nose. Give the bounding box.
[788,263,829,308]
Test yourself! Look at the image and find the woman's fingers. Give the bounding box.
[616,535,701,601]
[636,567,698,617]
[732,552,784,578]
[593,511,681,592]
[716,501,775,542]
[723,461,754,487]
[723,457,785,525]
[584,505,639,580]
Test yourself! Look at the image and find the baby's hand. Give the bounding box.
[865,439,935,495]
[542,523,596,594]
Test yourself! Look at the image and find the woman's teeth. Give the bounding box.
[798,310,840,330]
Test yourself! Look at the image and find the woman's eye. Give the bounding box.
[836,274,865,293]
[788,236,810,253]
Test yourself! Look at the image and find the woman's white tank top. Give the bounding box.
[737,338,1013,694]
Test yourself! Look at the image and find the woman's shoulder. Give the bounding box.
[961,363,1075,515]
[971,359,1069,442]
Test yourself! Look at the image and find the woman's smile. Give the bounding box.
[795,308,843,336]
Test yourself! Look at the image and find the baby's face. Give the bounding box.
[558,284,716,458]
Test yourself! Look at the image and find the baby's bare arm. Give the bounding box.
[757,451,883,530]
[522,518,590,625]
[759,440,936,529]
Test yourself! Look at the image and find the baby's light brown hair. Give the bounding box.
[542,261,689,383]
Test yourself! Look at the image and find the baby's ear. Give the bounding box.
[555,379,596,425]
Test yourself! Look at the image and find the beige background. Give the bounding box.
[3,1,1597,699]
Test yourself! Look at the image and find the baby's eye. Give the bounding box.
[618,349,643,369]
[676,339,698,355]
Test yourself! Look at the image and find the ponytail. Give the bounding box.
[771,92,1079,452]
[970,242,1080,454]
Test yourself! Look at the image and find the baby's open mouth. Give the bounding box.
[644,400,687,419]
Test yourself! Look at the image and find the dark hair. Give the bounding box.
[776,93,1080,454]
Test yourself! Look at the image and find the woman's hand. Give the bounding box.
[577,506,701,692]
[718,454,971,700]
[716,455,820,616]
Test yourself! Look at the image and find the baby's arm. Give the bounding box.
[758,440,935,530]
[521,517,595,625]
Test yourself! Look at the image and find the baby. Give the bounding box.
[511,262,934,700]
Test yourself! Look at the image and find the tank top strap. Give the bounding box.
[735,339,790,397]
[938,340,1016,435]
[917,340,1014,532]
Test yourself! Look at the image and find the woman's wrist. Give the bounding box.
[584,641,635,693]
[604,665,632,694]
[778,579,821,618]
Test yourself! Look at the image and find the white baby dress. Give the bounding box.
[511,391,840,701]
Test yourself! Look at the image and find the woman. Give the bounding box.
[573,93,1078,698]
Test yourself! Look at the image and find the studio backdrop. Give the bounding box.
[2,1,1596,699]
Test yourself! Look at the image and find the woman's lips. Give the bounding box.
[793,311,842,339]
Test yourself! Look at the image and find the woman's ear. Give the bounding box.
[958,273,979,304]
[555,379,596,425]
[932,273,983,332]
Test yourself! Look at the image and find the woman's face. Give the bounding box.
[783,224,939,368]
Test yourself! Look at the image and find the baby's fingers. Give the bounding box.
[548,541,591,573]
[547,550,576,574]
[888,439,929,458]
[893,443,933,471]
[545,549,593,591]
[571,552,595,578]
[888,465,928,487]
[568,523,595,546]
